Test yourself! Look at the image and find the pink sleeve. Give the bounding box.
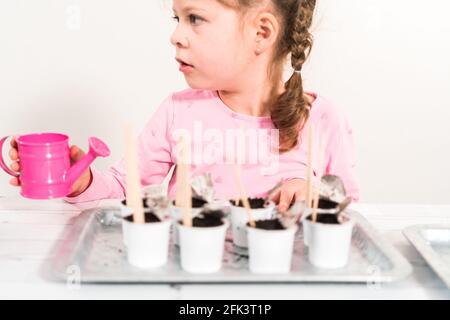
[325,113,360,202]
[64,95,175,203]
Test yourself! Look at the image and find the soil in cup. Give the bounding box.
[172,197,208,208]
[247,218,285,230]
[230,197,266,209]
[180,209,226,228]
[318,198,339,209]
[124,211,161,223]
[306,214,340,225]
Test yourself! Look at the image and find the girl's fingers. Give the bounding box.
[269,189,281,204]
[9,177,20,186]
[278,189,294,213]
[70,145,85,164]
[68,167,92,197]
[10,161,20,172]
[294,190,305,202]
[9,148,18,161]
[10,136,18,148]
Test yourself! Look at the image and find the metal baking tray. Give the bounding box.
[48,207,412,284]
[403,225,450,288]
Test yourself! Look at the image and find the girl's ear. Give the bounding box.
[254,12,279,55]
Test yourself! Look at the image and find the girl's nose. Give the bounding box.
[170,26,189,48]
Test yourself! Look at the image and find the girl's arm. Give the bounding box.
[64,96,175,203]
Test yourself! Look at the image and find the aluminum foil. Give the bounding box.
[276,175,348,228]
[319,174,347,203]
[143,184,170,220]
[190,173,215,203]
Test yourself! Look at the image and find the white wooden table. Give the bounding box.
[1,196,450,300]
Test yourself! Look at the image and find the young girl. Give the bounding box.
[8,0,359,211]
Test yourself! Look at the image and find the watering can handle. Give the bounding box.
[0,136,20,177]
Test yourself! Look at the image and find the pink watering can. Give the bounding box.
[0,133,110,199]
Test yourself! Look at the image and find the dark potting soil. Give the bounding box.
[172,197,208,208]
[306,213,340,224]
[248,218,285,230]
[201,209,227,221]
[124,211,161,223]
[192,197,208,208]
[318,198,339,209]
[179,209,225,228]
[192,216,223,228]
[230,197,266,209]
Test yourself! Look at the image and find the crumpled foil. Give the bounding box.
[277,174,348,225]
[143,184,170,220]
[191,174,232,217]
[319,174,347,203]
[190,173,215,204]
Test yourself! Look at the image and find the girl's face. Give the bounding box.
[170,0,256,91]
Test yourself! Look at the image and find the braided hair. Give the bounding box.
[217,0,317,152]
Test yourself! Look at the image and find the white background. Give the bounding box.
[0,0,449,203]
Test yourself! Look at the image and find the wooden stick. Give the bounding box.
[312,132,327,223]
[305,124,314,209]
[176,134,192,227]
[232,124,255,227]
[124,124,145,224]
[233,163,255,228]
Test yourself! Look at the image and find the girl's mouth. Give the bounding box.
[176,58,194,73]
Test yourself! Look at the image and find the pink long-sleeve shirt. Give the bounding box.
[65,89,360,204]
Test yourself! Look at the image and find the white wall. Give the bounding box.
[1,0,449,204]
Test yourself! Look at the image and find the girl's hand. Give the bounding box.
[7,136,20,187]
[8,137,92,197]
[270,178,307,213]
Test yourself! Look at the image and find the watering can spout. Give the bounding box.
[66,137,110,188]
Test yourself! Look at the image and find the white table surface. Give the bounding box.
[1,196,450,300]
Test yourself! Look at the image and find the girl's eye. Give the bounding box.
[189,14,203,25]
[171,14,204,25]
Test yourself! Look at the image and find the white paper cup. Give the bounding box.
[246,223,298,274]
[122,216,172,269]
[306,215,354,269]
[230,201,275,248]
[302,204,339,247]
[120,200,151,247]
[177,219,229,274]
[120,202,133,247]
[169,203,204,246]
